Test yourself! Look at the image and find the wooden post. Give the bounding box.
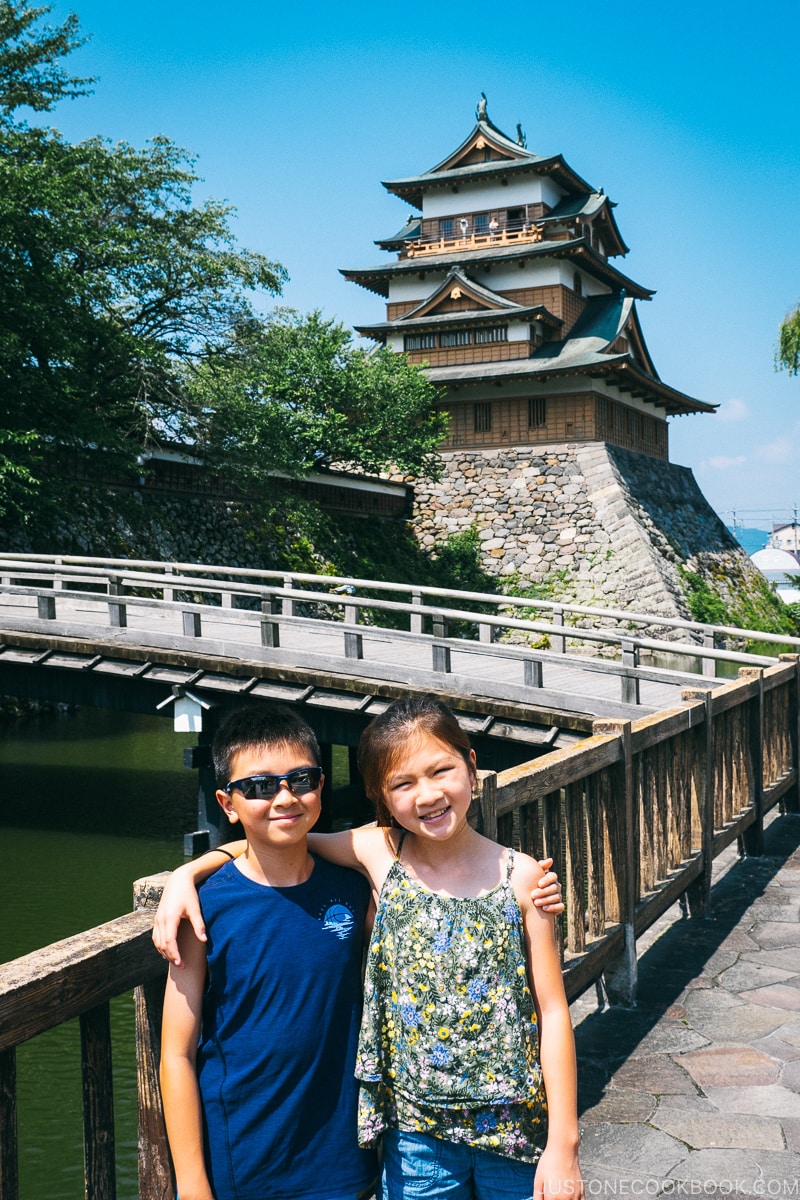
[551,607,565,654]
[779,655,800,813]
[260,594,280,649]
[80,1002,116,1200]
[182,611,201,638]
[564,780,586,955]
[432,614,451,673]
[739,667,765,856]
[410,590,423,634]
[479,621,493,644]
[683,688,715,917]
[108,576,127,628]
[524,659,543,688]
[474,770,497,841]
[37,593,56,620]
[163,565,175,603]
[344,601,363,660]
[134,875,174,1200]
[282,574,295,617]
[592,719,638,1005]
[0,1047,18,1200]
[621,641,640,705]
[702,631,716,678]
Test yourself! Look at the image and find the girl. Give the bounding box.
[154,697,582,1200]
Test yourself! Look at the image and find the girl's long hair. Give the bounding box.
[357,694,476,827]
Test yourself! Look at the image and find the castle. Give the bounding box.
[341,98,778,628]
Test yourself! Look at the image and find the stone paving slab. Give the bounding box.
[573,812,800,1196]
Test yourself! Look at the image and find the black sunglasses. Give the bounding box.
[223,767,323,800]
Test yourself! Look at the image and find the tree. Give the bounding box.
[0,2,446,537]
[776,304,800,376]
[188,309,447,481]
[0,3,287,526]
[0,1,92,118]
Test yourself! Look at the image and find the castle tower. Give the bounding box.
[341,99,778,629]
[342,96,713,461]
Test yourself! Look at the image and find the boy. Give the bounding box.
[159,703,378,1200]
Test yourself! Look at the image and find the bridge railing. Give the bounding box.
[0,555,794,707]
[3,661,798,1197]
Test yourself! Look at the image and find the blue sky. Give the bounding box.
[46,0,800,532]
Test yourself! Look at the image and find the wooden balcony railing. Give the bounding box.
[1,662,798,1197]
[404,222,545,259]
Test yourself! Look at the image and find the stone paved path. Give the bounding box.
[572,810,800,1198]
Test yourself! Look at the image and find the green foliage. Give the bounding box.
[679,569,729,626]
[0,118,287,523]
[0,4,447,534]
[776,303,800,375]
[0,1,92,118]
[190,309,446,480]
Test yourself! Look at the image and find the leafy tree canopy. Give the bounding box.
[0,2,445,535]
[190,309,446,482]
[0,1,92,118]
[776,303,800,376]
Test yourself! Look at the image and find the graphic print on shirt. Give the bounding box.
[320,899,357,940]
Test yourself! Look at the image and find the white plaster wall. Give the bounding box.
[422,174,564,217]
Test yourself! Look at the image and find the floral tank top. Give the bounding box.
[355,841,548,1162]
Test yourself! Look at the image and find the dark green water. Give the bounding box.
[0,707,199,1200]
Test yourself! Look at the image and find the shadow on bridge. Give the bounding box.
[574,810,800,1187]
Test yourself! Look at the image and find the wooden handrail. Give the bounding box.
[1,665,798,1196]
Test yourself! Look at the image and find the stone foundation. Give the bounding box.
[410,442,782,631]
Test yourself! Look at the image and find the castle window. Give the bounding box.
[440,329,472,347]
[440,219,454,240]
[474,213,488,235]
[507,207,525,230]
[528,397,546,428]
[573,272,583,296]
[474,403,492,433]
[403,332,437,351]
[475,326,508,343]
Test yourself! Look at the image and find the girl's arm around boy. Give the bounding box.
[513,854,583,1200]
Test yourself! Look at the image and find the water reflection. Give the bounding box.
[1,707,197,1199]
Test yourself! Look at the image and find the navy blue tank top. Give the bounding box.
[196,855,376,1200]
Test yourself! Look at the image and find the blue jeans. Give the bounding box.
[380,1129,536,1200]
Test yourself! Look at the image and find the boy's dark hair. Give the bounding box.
[357,694,475,827]
[212,703,322,786]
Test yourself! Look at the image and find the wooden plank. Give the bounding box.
[562,925,625,1003]
[707,674,761,716]
[683,687,715,917]
[632,855,704,938]
[495,734,621,815]
[629,701,705,754]
[0,911,164,1051]
[585,772,605,939]
[564,781,586,954]
[135,979,174,1200]
[80,1003,116,1200]
[592,718,637,1005]
[0,1047,18,1200]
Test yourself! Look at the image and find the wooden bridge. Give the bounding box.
[1,554,799,1198]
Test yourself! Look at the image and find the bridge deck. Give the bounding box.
[574,809,800,1193]
[0,591,695,716]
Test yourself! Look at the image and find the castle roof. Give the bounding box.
[355,267,562,338]
[342,236,653,299]
[416,294,714,417]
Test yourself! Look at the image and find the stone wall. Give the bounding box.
[410,441,783,631]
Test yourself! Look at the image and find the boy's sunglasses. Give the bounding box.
[223,767,323,800]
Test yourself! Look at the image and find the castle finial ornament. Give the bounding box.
[516,122,527,148]
[476,92,488,122]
